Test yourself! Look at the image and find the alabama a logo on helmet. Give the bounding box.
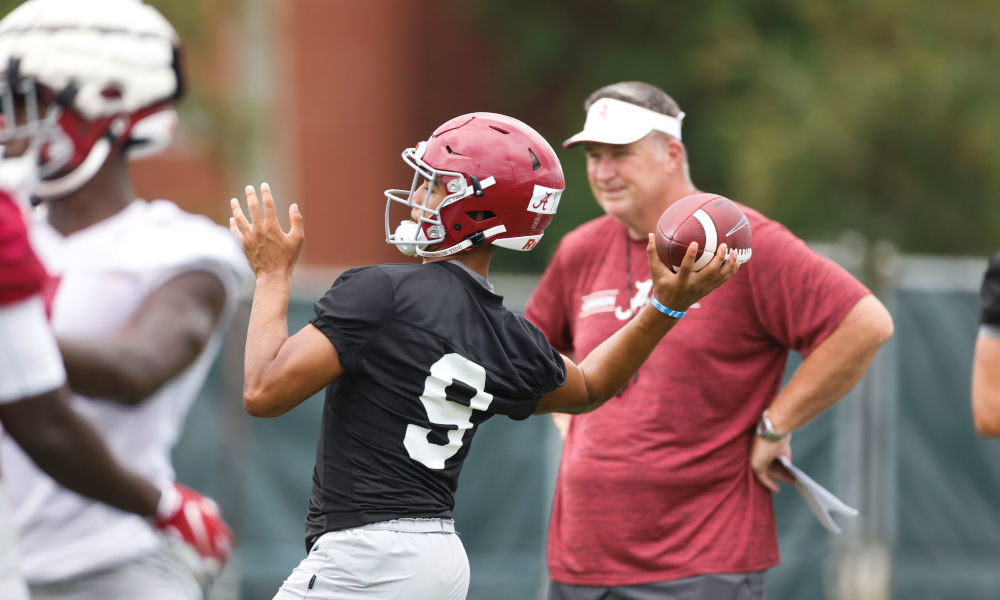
[527,185,562,215]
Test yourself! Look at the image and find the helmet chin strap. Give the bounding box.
[32,135,113,200]
[416,225,507,259]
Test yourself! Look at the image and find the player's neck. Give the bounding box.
[45,156,136,236]
[424,245,496,280]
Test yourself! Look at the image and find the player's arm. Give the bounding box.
[0,386,161,515]
[57,270,227,406]
[0,295,161,515]
[231,184,343,418]
[750,293,894,491]
[972,326,1000,437]
[1,386,233,568]
[534,238,738,415]
[550,350,576,439]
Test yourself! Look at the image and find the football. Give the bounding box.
[655,193,752,273]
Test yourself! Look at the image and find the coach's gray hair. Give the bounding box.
[583,81,692,183]
[583,81,683,118]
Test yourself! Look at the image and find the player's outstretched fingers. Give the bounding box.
[245,185,263,225]
[229,198,250,240]
[229,219,244,246]
[260,182,277,221]
[288,203,304,244]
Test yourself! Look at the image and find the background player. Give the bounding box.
[0,190,232,600]
[525,81,895,600]
[0,1,249,598]
[0,42,229,600]
[229,112,739,599]
[972,250,1000,436]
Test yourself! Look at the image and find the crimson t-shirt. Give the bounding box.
[0,191,46,306]
[525,207,870,586]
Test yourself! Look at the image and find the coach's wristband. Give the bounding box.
[650,296,686,318]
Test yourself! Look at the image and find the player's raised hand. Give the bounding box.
[230,183,304,277]
[645,236,739,314]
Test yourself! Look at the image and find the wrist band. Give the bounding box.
[650,296,686,318]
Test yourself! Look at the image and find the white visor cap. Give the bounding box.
[563,98,685,148]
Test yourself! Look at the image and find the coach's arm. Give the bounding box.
[750,294,894,491]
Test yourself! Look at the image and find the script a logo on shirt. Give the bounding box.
[579,280,700,321]
[577,281,652,320]
[615,280,653,320]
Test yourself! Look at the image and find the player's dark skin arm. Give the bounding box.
[57,271,226,406]
[0,387,161,516]
[534,239,738,415]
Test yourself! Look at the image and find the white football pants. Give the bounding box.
[273,518,469,600]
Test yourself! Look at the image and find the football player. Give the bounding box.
[0,1,244,598]
[230,112,740,599]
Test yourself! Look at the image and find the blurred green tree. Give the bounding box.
[1,0,996,270]
[471,0,1000,272]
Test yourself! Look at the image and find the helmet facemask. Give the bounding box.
[0,69,65,202]
[385,140,502,258]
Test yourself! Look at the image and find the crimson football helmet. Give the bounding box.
[0,0,183,201]
[385,113,565,258]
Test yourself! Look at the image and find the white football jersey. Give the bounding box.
[0,486,28,600]
[0,199,251,583]
[0,295,66,405]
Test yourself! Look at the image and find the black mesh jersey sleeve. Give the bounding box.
[311,266,393,372]
[981,251,1000,327]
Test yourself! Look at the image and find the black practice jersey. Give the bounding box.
[983,251,1000,327]
[304,261,566,545]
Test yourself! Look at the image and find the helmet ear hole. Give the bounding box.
[529,148,541,171]
[465,211,496,223]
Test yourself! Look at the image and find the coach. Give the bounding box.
[525,80,894,600]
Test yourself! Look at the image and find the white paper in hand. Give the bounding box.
[778,456,858,534]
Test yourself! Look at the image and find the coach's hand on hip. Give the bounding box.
[751,434,795,493]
